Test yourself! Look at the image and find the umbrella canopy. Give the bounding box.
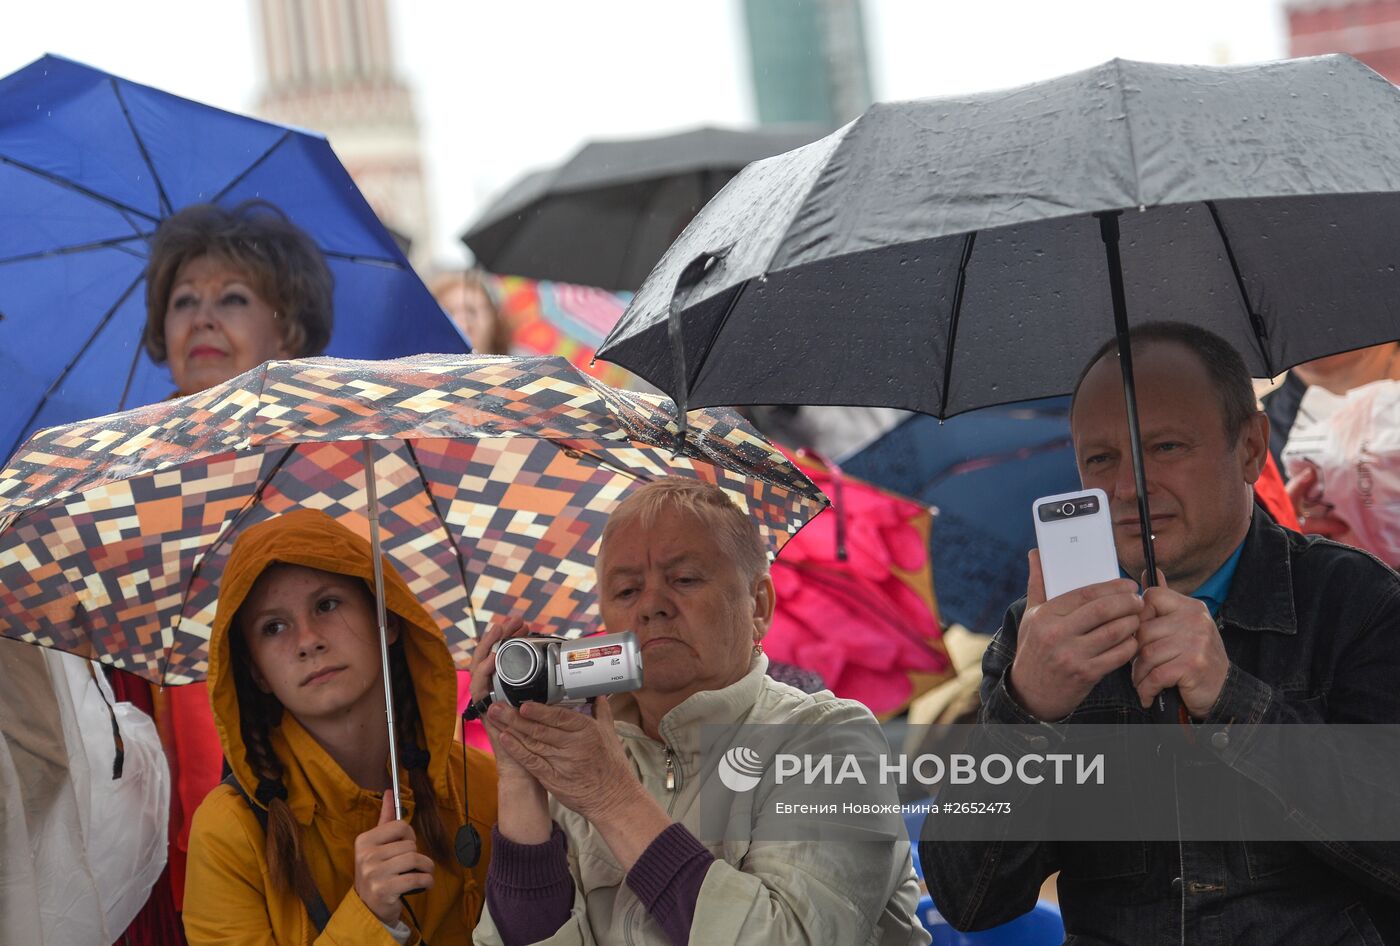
[765,450,950,719]
[598,54,1400,417]
[842,400,1079,635]
[0,354,824,686]
[0,54,466,461]
[493,274,639,389]
[463,125,825,291]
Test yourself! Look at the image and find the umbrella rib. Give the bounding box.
[210,131,293,205]
[1204,200,1274,378]
[0,233,150,267]
[611,183,656,290]
[923,436,1075,490]
[115,337,146,412]
[0,155,160,225]
[772,558,911,632]
[1114,59,1143,206]
[402,441,481,637]
[552,441,652,483]
[161,443,299,682]
[110,78,175,218]
[320,249,407,270]
[685,278,750,402]
[8,272,145,460]
[937,232,978,418]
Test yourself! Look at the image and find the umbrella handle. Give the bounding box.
[362,441,407,818]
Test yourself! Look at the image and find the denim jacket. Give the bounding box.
[921,508,1400,946]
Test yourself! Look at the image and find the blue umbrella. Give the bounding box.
[0,54,467,460]
[841,398,1079,635]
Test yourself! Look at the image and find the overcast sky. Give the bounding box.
[3,0,1289,266]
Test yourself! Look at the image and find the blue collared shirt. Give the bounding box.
[1122,540,1245,616]
[1188,540,1245,617]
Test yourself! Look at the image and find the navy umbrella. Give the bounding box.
[841,399,1079,636]
[0,54,467,460]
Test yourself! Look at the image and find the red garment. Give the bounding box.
[1256,451,1301,530]
[108,670,190,946]
[151,682,223,908]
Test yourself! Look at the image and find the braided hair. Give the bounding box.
[229,576,455,894]
[229,626,322,900]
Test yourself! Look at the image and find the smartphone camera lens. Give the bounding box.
[1061,502,1077,517]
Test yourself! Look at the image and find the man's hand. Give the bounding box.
[488,695,640,820]
[1008,550,1144,722]
[354,792,434,926]
[1134,573,1230,719]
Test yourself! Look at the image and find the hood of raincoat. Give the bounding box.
[207,508,460,820]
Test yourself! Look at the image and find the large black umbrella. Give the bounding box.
[598,55,1400,722]
[462,125,824,291]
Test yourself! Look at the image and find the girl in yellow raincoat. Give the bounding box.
[183,509,497,944]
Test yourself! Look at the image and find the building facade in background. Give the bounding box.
[1288,0,1400,81]
[252,0,432,268]
[743,0,873,127]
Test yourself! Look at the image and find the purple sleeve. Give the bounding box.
[624,823,717,946]
[486,823,575,946]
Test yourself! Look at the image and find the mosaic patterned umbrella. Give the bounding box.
[0,354,825,687]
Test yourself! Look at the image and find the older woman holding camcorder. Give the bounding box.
[469,476,928,946]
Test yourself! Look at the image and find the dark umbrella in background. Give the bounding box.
[600,54,1400,722]
[0,54,467,462]
[462,125,825,291]
[842,399,1079,637]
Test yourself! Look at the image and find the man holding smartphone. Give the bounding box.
[922,322,1400,945]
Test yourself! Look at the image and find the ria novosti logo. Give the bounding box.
[717,745,766,792]
[715,741,1106,791]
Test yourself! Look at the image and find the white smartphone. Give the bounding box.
[1032,487,1120,600]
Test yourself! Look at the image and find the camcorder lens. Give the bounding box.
[496,640,539,685]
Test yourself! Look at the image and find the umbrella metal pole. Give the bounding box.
[1096,212,1157,582]
[362,441,405,820]
[1097,212,1186,726]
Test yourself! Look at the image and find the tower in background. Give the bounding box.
[252,0,432,268]
[1288,0,1400,81]
[743,0,874,128]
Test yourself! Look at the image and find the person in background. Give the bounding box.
[183,509,497,944]
[472,477,928,946]
[111,199,336,941]
[0,638,170,946]
[1284,342,1400,553]
[431,269,513,355]
[143,200,334,398]
[1293,343,1400,398]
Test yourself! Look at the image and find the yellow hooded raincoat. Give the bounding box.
[183,509,497,945]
